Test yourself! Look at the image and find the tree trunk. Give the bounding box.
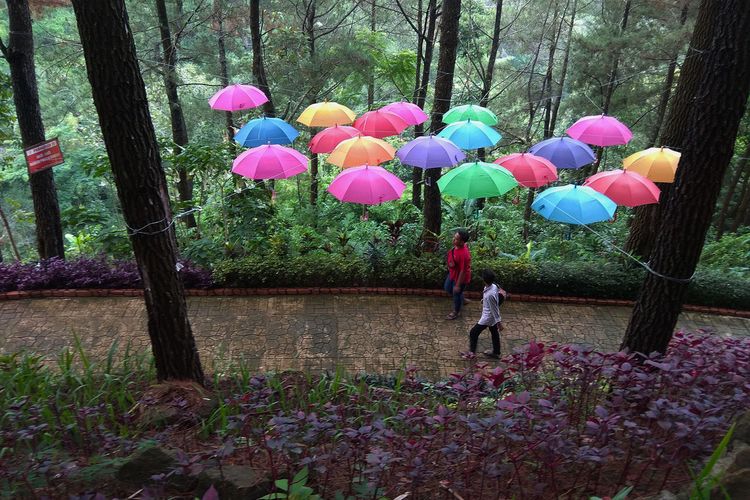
[716,143,750,239]
[155,0,196,228]
[71,0,205,383]
[3,0,64,260]
[621,0,750,355]
[524,0,554,143]
[730,167,750,233]
[522,188,536,242]
[310,150,319,205]
[367,0,376,107]
[0,203,22,261]
[549,0,577,136]
[213,0,234,140]
[250,0,275,116]
[542,1,564,139]
[601,0,631,116]
[422,0,461,251]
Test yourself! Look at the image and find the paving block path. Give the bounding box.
[1,295,749,378]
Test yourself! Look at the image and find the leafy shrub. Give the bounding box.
[699,231,750,275]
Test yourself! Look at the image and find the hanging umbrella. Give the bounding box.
[494,153,558,188]
[209,84,268,111]
[234,117,299,147]
[327,135,396,168]
[232,144,308,180]
[437,120,502,150]
[583,169,660,207]
[396,135,466,169]
[437,161,518,199]
[308,125,361,154]
[566,114,633,147]
[528,137,596,169]
[381,102,429,126]
[297,101,356,127]
[443,104,498,126]
[531,184,616,225]
[327,165,406,205]
[354,110,409,138]
[622,147,681,183]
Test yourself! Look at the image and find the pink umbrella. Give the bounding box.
[209,84,269,112]
[327,165,406,205]
[308,125,361,154]
[583,169,660,207]
[232,144,308,180]
[566,114,633,147]
[354,110,409,138]
[380,102,429,126]
[494,152,558,188]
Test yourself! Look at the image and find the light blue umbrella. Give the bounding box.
[234,117,299,147]
[437,119,501,150]
[531,184,616,225]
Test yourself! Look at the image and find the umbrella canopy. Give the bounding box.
[234,117,299,147]
[396,135,466,169]
[528,136,596,169]
[437,161,518,199]
[354,110,409,138]
[208,84,269,111]
[308,125,361,154]
[437,120,502,150]
[297,101,356,127]
[622,147,681,183]
[566,115,633,147]
[327,135,396,168]
[531,184,617,225]
[443,104,498,126]
[583,169,660,207]
[327,165,406,205]
[232,144,308,180]
[494,153,558,188]
[381,102,429,126]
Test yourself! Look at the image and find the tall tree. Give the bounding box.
[422,0,461,250]
[1,0,65,260]
[621,0,750,355]
[548,0,577,136]
[250,0,276,117]
[715,142,750,239]
[213,0,235,140]
[155,0,197,228]
[71,0,205,383]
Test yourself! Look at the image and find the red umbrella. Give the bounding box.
[308,125,361,154]
[354,110,409,138]
[583,169,660,207]
[494,152,558,188]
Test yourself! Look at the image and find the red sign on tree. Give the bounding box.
[24,138,64,174]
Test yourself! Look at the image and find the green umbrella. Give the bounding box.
[437,161,518,199]
[443,104,498,126]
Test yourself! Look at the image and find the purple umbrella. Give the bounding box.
[396,135,466,169]
[528,137,596,169]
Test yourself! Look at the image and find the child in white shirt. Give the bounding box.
[469,269,506,359]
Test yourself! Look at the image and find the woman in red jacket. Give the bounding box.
[444,229,471,320]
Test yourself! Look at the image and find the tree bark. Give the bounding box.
[621,0,750,355]
[213,0,234,140]
[422,0,461,251]
[548,0,577,136]
[71,0,205,383]
[3,0,64,260]
[730,167,750,233]
[716,143,750,239]
[367,0,376,108]
[155,0,196,228]
[250,0,275,116]
[0,203,22,261]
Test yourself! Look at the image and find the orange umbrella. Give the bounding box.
[622,147,681,183]
[327,135,396,168]
[297,101,356,127]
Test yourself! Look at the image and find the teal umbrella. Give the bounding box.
[443,104,498,126]
[531,184,617,224]
[437,161,518,199]
[437,120,502,150]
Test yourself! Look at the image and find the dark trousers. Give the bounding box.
[469,323,500,355]
[444,275,466,313]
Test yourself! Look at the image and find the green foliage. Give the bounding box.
[700,232,750,276]
[689,423,735,499]
[260,467,320,500]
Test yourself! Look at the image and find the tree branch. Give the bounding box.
[0,37,8,59]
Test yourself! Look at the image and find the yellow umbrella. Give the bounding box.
[297,101,356,127]
[327,135,396,168]
[622,147,681,183]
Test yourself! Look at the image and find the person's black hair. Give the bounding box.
[456,229,470,242]
[481,269,496,284]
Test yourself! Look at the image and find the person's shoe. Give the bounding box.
[483,350,500,359]
[446,311,459,320]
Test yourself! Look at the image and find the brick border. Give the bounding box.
[0,287,748,318]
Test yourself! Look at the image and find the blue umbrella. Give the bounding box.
[234,117,299,147]
[528,137,595,169]
[437,119,501,150]
[531,184,616,225]
[396,135,466,169]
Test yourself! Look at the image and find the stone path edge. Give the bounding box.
[0,287,747,318]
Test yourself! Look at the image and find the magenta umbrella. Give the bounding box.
[209,84,269,111]
[327,165,406,205]
[583,169,660,207]
[494,153,558,188]
[232,144,308,180]
[354,110,409,138]
[308,125,361,154]
[566,115,633,147]
[380,102,429,126]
